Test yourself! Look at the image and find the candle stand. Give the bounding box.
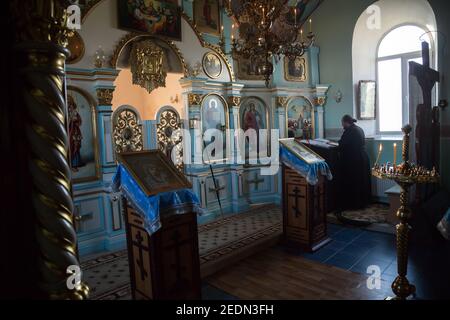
[372,125,439,300]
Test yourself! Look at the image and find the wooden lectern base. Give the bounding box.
[282,165,331,252]
[123,198,201,300]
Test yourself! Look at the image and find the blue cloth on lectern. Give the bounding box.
[112,164,201,235]
[280,146,333,185]
[437,208,450,240]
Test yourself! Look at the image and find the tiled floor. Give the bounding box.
[298,223,450,299]
[299,224,397,282]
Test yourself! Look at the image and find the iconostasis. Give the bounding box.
[65,0,329,256]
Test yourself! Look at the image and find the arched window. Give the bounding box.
[377,25,433,133]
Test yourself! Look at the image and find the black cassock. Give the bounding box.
[337,124,371,211]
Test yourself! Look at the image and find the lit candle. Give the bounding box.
[300,29,303,42]
[309,18,312,33]
[375,143,383,165]
[294,8,297,26]
[393,143,397,167]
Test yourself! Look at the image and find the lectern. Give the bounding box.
[113,150,201,300]
[280,139,333,252]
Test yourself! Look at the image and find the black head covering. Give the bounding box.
[342,114,357,124]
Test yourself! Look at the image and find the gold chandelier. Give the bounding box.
[225,0,323,86]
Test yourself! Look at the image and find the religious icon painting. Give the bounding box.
[279,139,324,165]
[117,0,182,41]
[201,94,228,162]
[239,97,270,161]
[67,86,100,183]
[118,150,191,196]
[358,80,376,120]
[193,0,221,36]
[202,52,222,79]
[284,56,307,82]
[287,97,314,139]
[236,56,265,81]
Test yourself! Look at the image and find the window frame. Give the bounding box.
[375,24,435,135]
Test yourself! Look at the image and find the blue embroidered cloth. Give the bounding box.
[438,208,450,240]
[112,165,202,235]
[280,146,333,185]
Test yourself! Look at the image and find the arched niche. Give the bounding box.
[239,96,271,159]
[111,36,185,121]
[201,94,229,163]
[112,105,144,154]
[352,0,437,135]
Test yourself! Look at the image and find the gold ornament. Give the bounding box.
[96,88,114,106]
[113,108,144,154]
[188,93,203,107]
[130,40,167,94]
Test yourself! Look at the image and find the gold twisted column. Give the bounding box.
[13,1,88,299]
[392,125,415,300]
[392,183,415,299]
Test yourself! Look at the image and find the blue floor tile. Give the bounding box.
[324,252,362,270]
[350,255,391,275]
[325,240,348,251]
[331,228,364,242]
[340,243,372,256]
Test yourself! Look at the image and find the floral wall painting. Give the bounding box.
[117,0,182,41]
[287,97,314,139]
[67,86,100,183]
[193,0,221,36]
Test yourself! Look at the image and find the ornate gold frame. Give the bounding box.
[67,85,101,184]
[200,93,230,163]
[202,51,223,79]
[284,56,308,82]
[285,96,316,139]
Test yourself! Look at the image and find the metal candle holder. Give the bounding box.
[372,125,440,300]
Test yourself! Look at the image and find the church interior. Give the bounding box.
[2,0,450,301]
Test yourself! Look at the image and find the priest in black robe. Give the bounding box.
[337,115,372,211]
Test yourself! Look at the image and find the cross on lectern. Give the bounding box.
[133,231,149,281]
[409,41,440,169]
[289,186,303,218]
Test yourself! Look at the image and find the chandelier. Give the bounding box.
[224,0,324,86]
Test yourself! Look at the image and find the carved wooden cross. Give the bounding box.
[409,41,440,169]
[133,231,148,282]
[247,173,265,191]
[289,186,303,218]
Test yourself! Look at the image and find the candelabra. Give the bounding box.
[372,125,439,300]
[224,0,322,87]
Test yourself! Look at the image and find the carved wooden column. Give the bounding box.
[12,1,88,299]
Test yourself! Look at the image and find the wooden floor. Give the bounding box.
[207,248,393,300]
